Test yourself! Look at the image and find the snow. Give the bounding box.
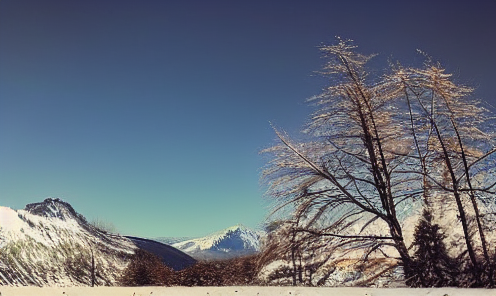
[0,207,23,233]
[170,224,265,260]
[173,224,262,252]
[0,198,136,286]
[0,286,495,296]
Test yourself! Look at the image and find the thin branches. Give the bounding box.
[261,38,496,287]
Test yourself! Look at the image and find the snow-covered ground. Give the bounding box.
[0,286,494,296]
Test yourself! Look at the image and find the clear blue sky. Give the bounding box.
[1,0,495,238]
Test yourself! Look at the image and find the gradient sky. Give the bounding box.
[1,0,495,238]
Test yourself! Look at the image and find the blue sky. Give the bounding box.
[1,0,495,238]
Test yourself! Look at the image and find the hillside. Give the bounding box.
[0,198,194,286]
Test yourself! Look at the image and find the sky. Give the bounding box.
[1,0,495,238]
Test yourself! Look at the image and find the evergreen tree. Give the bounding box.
[407,209,458,287]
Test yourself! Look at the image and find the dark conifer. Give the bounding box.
[407,209,458,287]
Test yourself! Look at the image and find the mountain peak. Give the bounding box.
[171,224,265,260]
[24,197,87,223]
[225,224,249,231]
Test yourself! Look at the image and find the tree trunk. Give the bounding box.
[91,248,96,287]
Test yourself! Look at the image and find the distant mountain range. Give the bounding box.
[0,198,265,287]
[169,225,265,261]
[153,236,193,245]
[0,198,195,286]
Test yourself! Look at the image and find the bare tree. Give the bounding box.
[258,219,347,286]
[261,38,496,286]
[263,38,417,275]
[390,62,496,285]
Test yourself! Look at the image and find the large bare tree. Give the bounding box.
[262,39,496,286]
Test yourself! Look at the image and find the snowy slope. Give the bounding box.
[172,225,264,260]
[0,198,136,286]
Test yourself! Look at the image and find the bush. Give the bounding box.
[119,251,260,286]
[119,249,175,286]
[176,255,260,286]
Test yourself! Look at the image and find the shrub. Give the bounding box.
[176,255,260,286]
[119,249,175,286]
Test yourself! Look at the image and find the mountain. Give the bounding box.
[0,198,194,286]
[171,225,264,261]
[125,236,196,270]
[153,237,193,245]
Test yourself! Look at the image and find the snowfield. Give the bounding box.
[0,286,495,296]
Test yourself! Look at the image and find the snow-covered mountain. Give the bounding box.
[171,225,264,260]
[153,237,193,245]
[0,198,135,286]
[0,198,195,286]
